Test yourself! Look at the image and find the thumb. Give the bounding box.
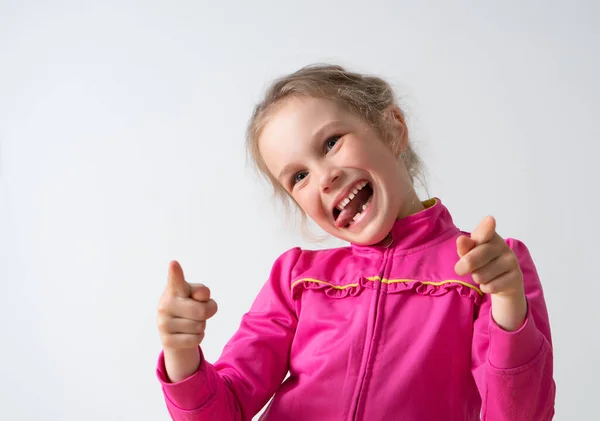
[456,235,476,258]
[167,260,190,297]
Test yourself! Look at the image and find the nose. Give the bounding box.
[319,166,342,193]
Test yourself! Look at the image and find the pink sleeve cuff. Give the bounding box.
[487,303,545,370]
[156,347,217,410]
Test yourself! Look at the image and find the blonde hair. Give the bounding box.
[246,63,425,211]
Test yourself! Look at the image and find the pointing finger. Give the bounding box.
[471,215,496,245]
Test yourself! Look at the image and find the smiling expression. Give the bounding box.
[258,96,419,245]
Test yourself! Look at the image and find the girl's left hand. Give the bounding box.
[454,216,528,331]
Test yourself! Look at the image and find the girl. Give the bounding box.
[155,64,555,420]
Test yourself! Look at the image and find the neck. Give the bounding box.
[396,190,425,220]
[371,194,432,248]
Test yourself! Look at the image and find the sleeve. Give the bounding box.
[156,247,302,421]
[471,238,556,421]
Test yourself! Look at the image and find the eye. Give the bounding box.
[325,135,341,152]
[292,171,308,186]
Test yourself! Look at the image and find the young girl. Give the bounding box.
[155,64,555,420]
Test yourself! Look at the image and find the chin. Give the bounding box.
[350,228,389,246]
[327,221,390,246]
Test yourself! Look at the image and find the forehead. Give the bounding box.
[258,97,353,176]
[262,96,348,139]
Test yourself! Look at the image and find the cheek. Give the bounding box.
[342,137,383,169]
[294,186,326,219]
[365,141,402,179]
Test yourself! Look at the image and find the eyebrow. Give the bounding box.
[277,120,343,183]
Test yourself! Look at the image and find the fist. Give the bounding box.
[454,216,524,297]
[157,261,218,350]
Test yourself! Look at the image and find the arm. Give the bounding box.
[156,247,302,421]
[471,239,555,420]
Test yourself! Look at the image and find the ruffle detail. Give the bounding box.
[291,276,375,299]
[291,276,483,304]
[382,278,483,304]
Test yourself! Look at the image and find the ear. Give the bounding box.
[383,105,409,158]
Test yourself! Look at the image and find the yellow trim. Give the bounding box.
[291,276,483,296]
[365,276,483,296]
[290,278,359,291]
[421,197,437,209]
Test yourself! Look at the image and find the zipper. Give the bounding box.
[350,242,393,420]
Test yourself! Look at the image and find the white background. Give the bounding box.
[1,1,598,420]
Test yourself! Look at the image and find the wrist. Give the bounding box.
[163,347,202,383]
[490,291,527,332]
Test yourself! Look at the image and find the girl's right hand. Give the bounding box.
[157,261,218,381]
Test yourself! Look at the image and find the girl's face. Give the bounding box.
[259,96,419,245]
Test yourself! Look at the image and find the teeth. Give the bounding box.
[351,197,371,222]
[336,181,369,211]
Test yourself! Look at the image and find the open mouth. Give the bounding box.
[333,181,374,228]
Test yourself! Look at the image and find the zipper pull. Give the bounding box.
[379,232,393,248]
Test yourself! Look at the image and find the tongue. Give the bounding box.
[335,187,372,228]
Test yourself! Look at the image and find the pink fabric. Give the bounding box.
[156,198,555,420]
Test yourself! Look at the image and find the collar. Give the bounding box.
[350,198,459,256]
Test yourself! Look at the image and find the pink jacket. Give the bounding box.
[156,198,555,420]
